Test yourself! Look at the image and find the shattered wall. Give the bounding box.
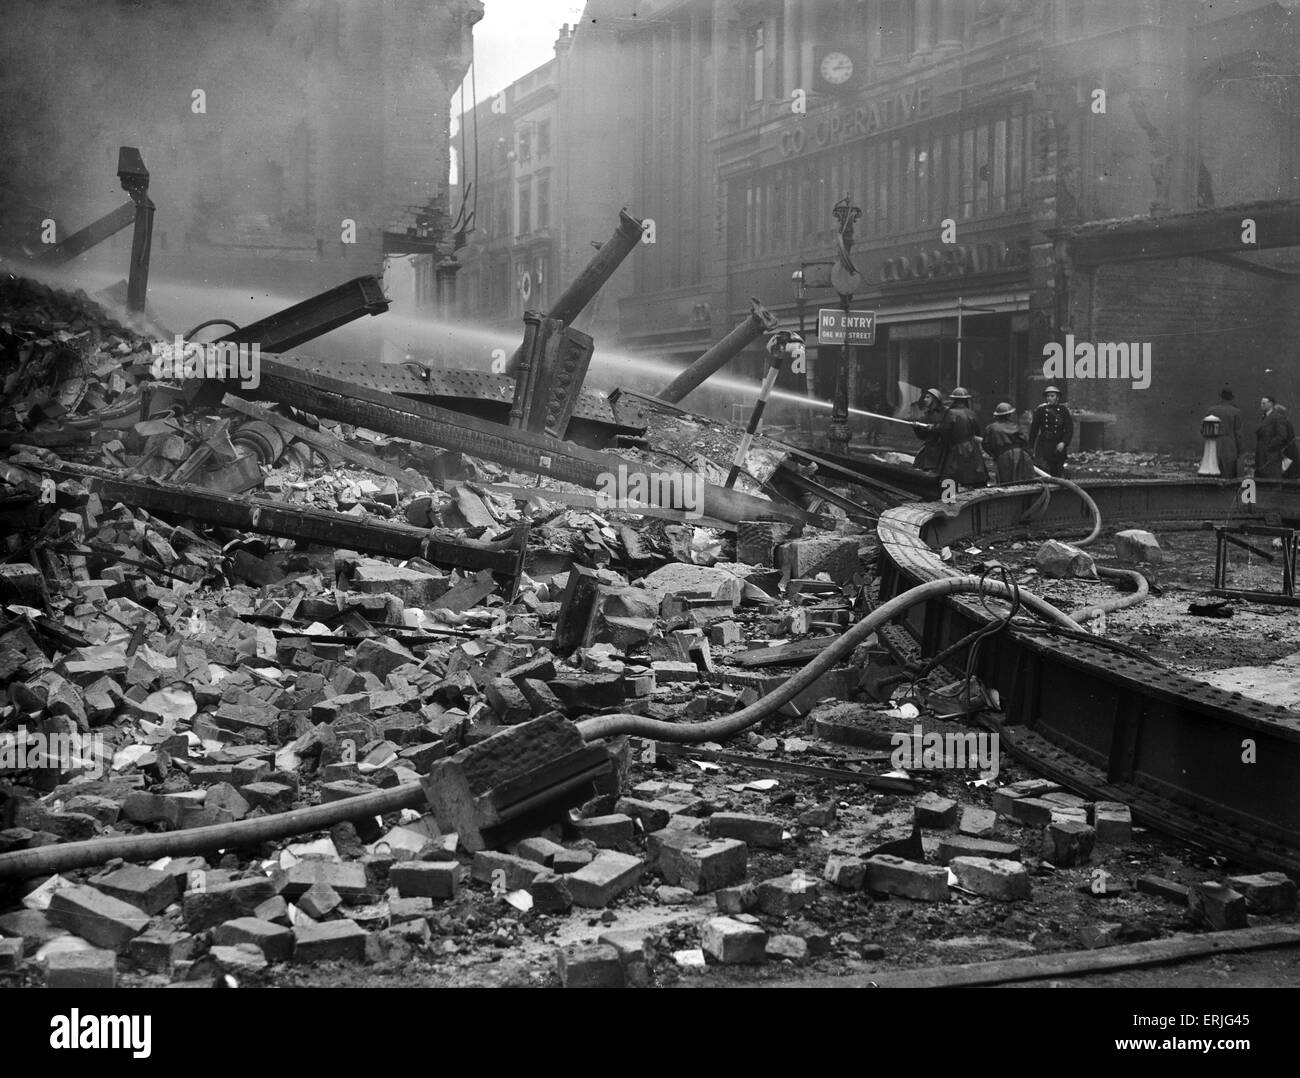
[0,0,481,303]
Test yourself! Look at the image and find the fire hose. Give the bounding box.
[0,576,1080,881]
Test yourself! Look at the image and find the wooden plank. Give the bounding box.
[732,636,843,668]
[221,394,424,491]
[758,926,1300,989]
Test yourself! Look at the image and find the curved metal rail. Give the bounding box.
[875,478,1300,875]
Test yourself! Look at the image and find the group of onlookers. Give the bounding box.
[1207,388,1300,480]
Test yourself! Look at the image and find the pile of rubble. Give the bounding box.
[1,279,1296,990]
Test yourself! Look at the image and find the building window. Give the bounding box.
[517,126,532,162]
[537,176,550,229]
[729,97,1030,259]
[537,120,551,157]
[517,178,531,235]
[749,23,765,102]
[495,188,509,238]
[879,1,912,60]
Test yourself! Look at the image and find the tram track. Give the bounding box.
[875,477,1300,876]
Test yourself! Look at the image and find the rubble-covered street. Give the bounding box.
[2,278,1296,993]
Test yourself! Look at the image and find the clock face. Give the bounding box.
[820,51,854,84]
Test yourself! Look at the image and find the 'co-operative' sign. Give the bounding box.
[817,308,876,345]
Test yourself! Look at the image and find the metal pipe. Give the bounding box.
[726,339,789,487]
[503,209,645,376]
[657,298,779,404]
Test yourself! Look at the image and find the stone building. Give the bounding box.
[0,0,482,321]
[607,0,1300,450]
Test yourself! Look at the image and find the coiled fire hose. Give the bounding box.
[1020,466,1103,547]
[0,576,1081,881]
[1019,468,1148,623]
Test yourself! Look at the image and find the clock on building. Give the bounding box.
[814,46,861,93]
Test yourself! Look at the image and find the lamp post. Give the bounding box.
[955,296,998,387]
[792,267,811,435]
[829,196,862,451]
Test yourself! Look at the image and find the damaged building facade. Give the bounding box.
[0,0,483,308]
[578,0,1300,450]
[2,0,1300,996]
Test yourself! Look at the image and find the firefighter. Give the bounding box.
[984,401,1036,483]
[938,387,988,488]
[1255,395,1289,478]
[1030,385,1073,477]
[912,387,945,473]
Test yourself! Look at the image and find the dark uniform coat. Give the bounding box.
[912,403,945,472]
[1256,408,1289,478]
[1208,401,1242,479]
[1029,402,1073,477]
[938,406,989,487]
[983,420,1036,483]
[1278,406,1300,479]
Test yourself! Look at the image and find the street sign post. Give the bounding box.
[817,308,876,346]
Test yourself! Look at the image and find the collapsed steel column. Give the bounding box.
[508,312,595,437]
[226,359,809,526]
[503,209,645,377]
[215,276,389,354]
[34,146,154,315]
[656,298,780,405]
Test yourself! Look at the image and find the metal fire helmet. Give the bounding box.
[1198,413,1222,476]
[766,329,805,364]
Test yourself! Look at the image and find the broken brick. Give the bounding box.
[863,855,949,902]
[1045,819,1096,867]
[91,866,178,916]
[755,873,822,916]
[914,794,958,828]
[292,919,367,962]
[708,812,784,849]
[1188,882,1247,930]
[45,947,117,988]
[566,851,643,908]
[655,832,746,894]
[390,862,462,900]
[949,857,1031,901]
[212,917,294,962]
[702,917,767,964]
[556,942,624,987]
[572,813,634,848]
[823,854,868,890]
[1227,872,1297,914]
[48,884,150,951]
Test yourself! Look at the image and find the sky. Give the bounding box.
[454,0,589,107]
[448,0,589,182]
